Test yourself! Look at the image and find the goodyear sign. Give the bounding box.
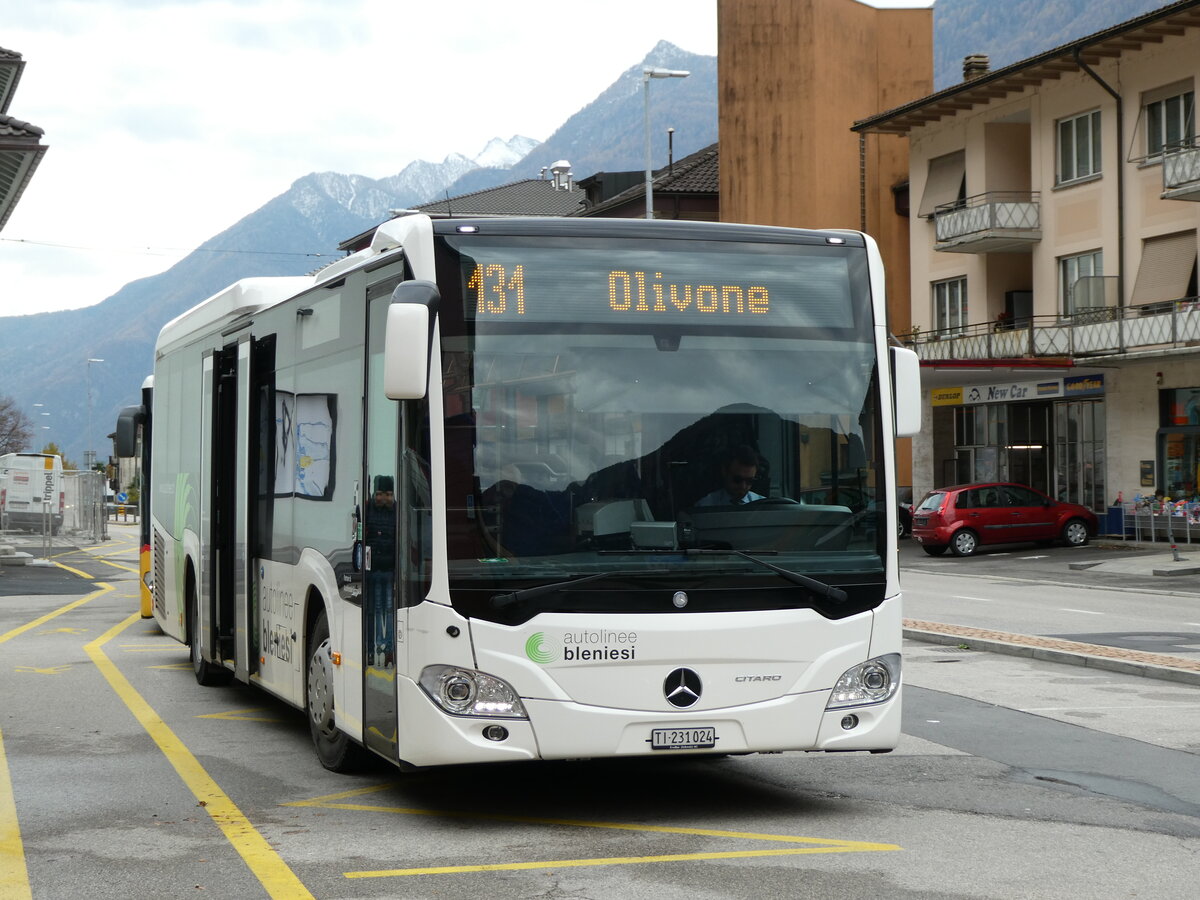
[1064,374,1105,397]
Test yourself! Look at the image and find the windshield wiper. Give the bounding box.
[601,548,848,604]
[490,569,671,611]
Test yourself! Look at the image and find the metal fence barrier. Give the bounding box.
[1105,501,1200,544]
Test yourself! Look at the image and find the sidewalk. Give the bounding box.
[1074,539,1200,578]
[904,618,1200,687]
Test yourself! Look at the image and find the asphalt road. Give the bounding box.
[898,535,1200,658]
[1,526,1197,899]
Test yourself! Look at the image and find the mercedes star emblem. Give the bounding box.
[664,667,702,708]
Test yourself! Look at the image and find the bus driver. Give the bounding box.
[696,444,765,506]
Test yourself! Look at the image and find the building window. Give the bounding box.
[1057,110,1101,184]
[1146,88,1195,158]
[1059,251,1103,317]
[1158,388,1200,500]
[933,277,968,335]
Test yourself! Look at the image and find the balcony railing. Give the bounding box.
[933,191,1041,253]
[904,297,1200,361]
[1162,144,1200,201]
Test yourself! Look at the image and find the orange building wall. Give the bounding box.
[717,0,932,487]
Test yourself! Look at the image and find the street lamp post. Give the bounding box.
[643,67,689,219]
[33,404,50,444]
[86,358,104,470]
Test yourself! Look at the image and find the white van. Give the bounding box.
[0,452,65,534]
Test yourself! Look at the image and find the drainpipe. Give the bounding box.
[859,132,868,233]
[1074,49,1125,332]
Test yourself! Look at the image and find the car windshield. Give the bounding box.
[434,230,888,618]
[916,492,946,512]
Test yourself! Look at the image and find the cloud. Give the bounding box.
[0,0,718,316]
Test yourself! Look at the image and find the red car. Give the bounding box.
[911,482,1098,557]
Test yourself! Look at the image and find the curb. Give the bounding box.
[903,621,1200,687]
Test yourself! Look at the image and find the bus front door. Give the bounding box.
[362,279,403,758]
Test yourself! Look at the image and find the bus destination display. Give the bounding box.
[457,243,859,329]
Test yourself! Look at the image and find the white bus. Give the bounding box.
[141,214,920,771]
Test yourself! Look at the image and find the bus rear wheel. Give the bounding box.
[307,610,367,772]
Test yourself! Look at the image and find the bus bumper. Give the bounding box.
[393,677,901,767]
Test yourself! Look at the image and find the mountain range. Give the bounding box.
[0,41,718,466]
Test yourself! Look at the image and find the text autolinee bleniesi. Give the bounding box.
[564,629,637,661]
[467,263,770,318]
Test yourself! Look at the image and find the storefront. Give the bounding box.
[930,374,1106,510]
[1159,386,1200,500]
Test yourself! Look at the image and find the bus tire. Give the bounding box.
[307,611,366,772]
[190,576,232,687]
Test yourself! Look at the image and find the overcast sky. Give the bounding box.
[1,0,931,316]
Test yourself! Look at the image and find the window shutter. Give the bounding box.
[918,151,965,218]
[1131,231,1197,305]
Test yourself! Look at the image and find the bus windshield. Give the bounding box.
[436,232,886,618]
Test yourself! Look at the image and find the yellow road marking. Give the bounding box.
[90,558,139,574]
[38,627,88,635]
[85,613,313,899]
[51,561,95,579]
[0,584,113,645]
[0,728,32,900]
[14,665,71,675]
[287,784,900,879]
[150,663,193,670]
[197,708,283,723]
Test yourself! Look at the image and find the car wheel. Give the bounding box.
[1061,518,1090,547]
[897,509,911,539]
[950,529,979,557]
[922,545,947,556]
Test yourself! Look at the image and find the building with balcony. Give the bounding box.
[855,0,1200,514]
[0,47,47,232]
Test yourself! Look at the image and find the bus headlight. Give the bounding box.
[419,665,528,718]
[825,653,901,709]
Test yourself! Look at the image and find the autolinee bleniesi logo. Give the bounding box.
[525,629,639,664]
[525,632,559,664]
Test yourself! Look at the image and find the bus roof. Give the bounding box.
[155,275,313,356]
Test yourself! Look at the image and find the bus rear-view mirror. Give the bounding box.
[384,281,441,399]
[891,346,921,437]
[115,405,145,457]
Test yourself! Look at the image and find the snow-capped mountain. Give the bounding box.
[0,47,716,464]
[377,136,541,209]
[474,135,540,169]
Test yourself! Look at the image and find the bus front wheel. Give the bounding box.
[307,611,366,772]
